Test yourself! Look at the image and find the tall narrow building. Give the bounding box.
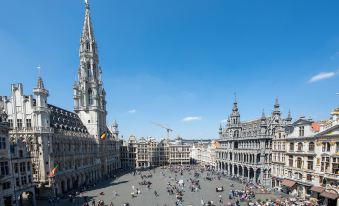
[73,0,107,139]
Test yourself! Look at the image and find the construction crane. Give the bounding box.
[152,122,173,139]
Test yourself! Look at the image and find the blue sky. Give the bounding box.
[1,0,339,139]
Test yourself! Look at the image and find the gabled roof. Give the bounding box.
[315,124,339,138]
[292,118,313,126]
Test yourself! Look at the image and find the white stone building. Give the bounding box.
[281,111,339,206]
[216,98,289,187]
[191,140,218,168]
[0,0,120,198]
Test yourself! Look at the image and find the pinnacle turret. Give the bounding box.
[273,97,281,115]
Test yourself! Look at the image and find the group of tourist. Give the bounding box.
[49,164,321,206]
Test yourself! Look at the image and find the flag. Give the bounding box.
[100,132,107,140]
[106,132,111,139]
[49,164,59,177]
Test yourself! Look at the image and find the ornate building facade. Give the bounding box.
[120,136,191,169]
[215,98,289,187]
[0,1,120,198]
[0,104,36,206]
[191,140,219,168]
[280,111,339,206]
[271,111,292,188]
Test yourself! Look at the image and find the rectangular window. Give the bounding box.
[308,157,313,170]
[8,119,13,128]
[307,174,312,181]
[14,163,18,173]
[0,137,6,149]
[20,162,26,173]
[289,156,293,167]
[0,162,9,176]
[17,119,22,128]
[26,119,32,128]
[2,181,11,190]
[299,126,305,137]
[16,178,20,187]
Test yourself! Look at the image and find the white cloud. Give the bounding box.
[309,71,336,83]
[221,119,228,123]
[182,116,202,122]
[128,109,136,114]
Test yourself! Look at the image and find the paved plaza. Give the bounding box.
[39,167,282,206]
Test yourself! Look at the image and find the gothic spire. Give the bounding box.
[74,0,107,138]
[261,109,266,120]
[286,109,292,122]
[82,0,94,41]
[36,77,45,89]
[273,97,281,115]
[232,94,239,112]
[274,97,279,107]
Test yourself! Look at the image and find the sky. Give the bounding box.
[1,0,339,140]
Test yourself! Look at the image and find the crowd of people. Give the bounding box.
[46,165,320,206]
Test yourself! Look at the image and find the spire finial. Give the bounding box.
[287,109,292,120]
[85,0,90,9]
[234,92,237,103]
[275,97,279,107]
[37,65,41,78]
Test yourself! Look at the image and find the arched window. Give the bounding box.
[88,88,93,105]
[233,130,239,138]
[309,142,315,152]
[290,142,294,151]
[297,142,303,151]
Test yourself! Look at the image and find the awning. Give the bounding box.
[281,179,296,188]
[320,191,339,200]
[310,186,325,193]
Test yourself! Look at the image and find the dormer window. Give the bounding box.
[299,126,304,137]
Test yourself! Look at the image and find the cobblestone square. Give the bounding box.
[39,167,280,206]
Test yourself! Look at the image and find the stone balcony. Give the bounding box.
[10,127,54,134]
[286,150,316,156]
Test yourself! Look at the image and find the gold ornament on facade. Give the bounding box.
[316,141,323,146]
[330,141,336,145]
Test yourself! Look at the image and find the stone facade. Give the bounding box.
[191,140,218,168]
[0,107,36,206]
[215,98,289,187]
[271,111,293,188]
[168,137,191,165]
[0,1,121,198]
[120,136,191,169]
[279,110,339,206]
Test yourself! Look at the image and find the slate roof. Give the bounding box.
[48,104,88,133]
